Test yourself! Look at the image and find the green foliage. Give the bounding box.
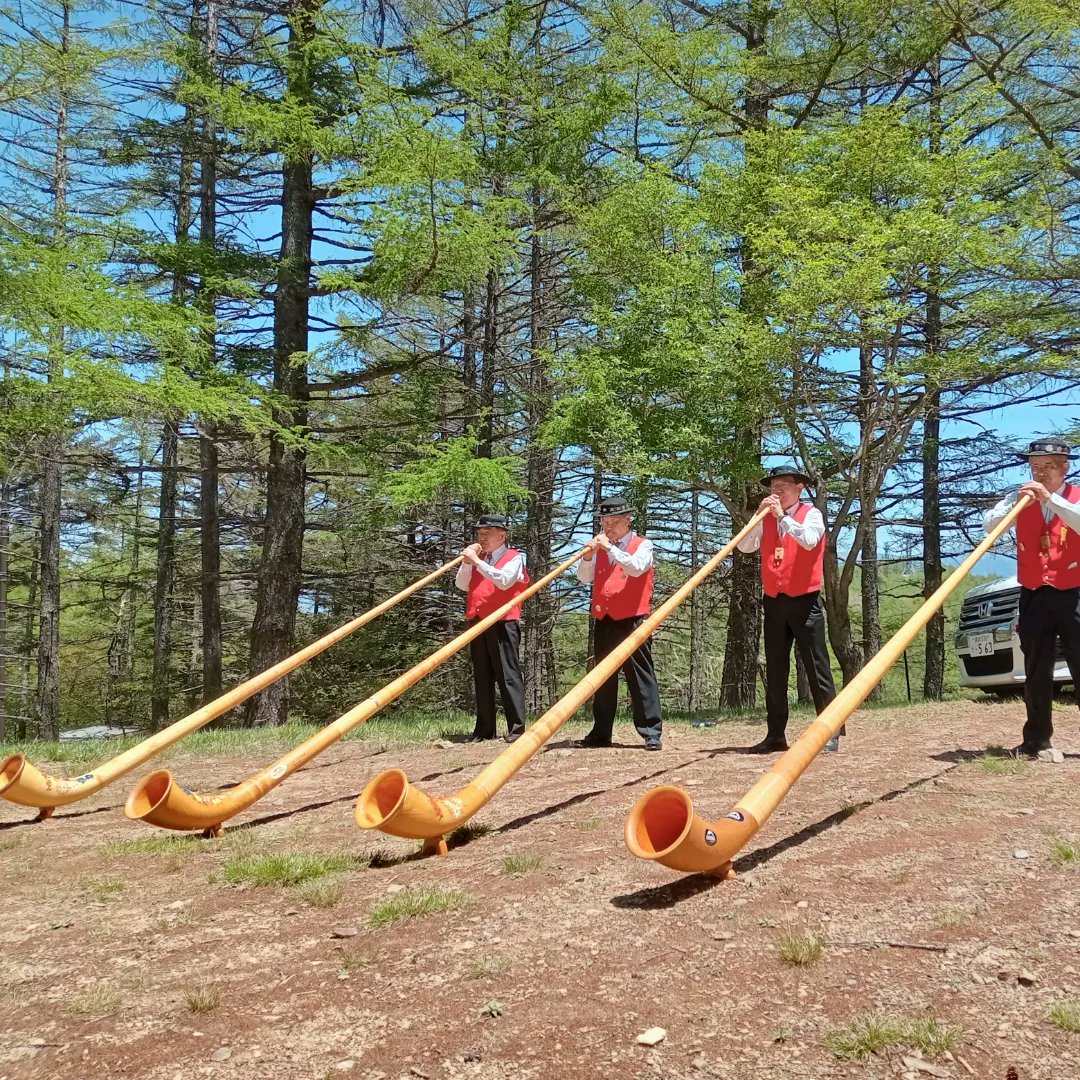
[367,886,470,929]
[1049,1000,1080,1034]
[500,852,542,877]
[222,852,368,888]
[1049,839,1080,869]
[383,435,527,511]
[826,1013,960,1060]
[777,933,823,966]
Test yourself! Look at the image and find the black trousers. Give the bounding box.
[763,592,837,740]
[468,620,526,738]
[1017,585,1080,747]
[591,615,662,742]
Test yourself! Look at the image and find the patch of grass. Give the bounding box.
[69,983,123,1016]
[292,876,344,908]
[1049,839,1080,868]
[777,932,823,966]
[102,836,203,857]
[222,851,368,888]
[338,947,373,974]
[906,1017,962,1057]
[825,1013,960,1061]
[0,736,142,768]
[368,886,469,929]
[500,852,542,878]
[1048,1000,1080,1034]
[81,876,125,902]
[0,835,24,853]
[183,984,221,1014]
[936,906,970,928]
[0,710,483,774]
[576,818,600,831]
[976,747,1028,775]
[466,955,512,979]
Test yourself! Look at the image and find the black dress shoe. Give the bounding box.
[505,732,523,744]
[464,733,492,743]
[644,737,662,751]
[574,733,612,748]
[746,737,789,754]
[1011,742,1051,759]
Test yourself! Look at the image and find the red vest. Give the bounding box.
[465,549,529,622]
[1016,483,1080,590]
[760,503,825,598]
[592,534,653,620]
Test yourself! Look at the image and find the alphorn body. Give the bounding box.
[624,496,1031,878]
[355,511,770,855]
[125,549,588,834]
[0,557,463,819]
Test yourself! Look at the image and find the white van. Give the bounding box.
[955,575,1073,693]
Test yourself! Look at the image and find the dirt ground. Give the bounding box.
[3,698,1080,1080]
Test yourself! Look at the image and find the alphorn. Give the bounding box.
[624,496,1031,878]
[355,510,770,856]
[124,548,589,834]
[0,557,463,820]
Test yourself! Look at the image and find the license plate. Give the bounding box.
[967,633,995,657]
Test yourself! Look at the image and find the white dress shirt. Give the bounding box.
[576,531,654,584]
[455,544,525,592]
[983,484,1080,535]
[736,504,826,554]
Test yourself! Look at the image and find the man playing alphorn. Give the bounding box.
[737,465,840,754]
[984,439,1080,758]
[455,513,529,744]
[575,495,663,751]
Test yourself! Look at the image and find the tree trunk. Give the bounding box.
[822,538,864,686]
[688,488,706,712]
[720,0,769,710]
[152,80,195,729]
[923,56,945,701]
[922,389,944,699]
[199,0,223,706]
[721,544,762,708]
[151,420,179,727]
[200,431,222,703]
[0,476,8,741]
[478,266,499,460]
[246,0,315,726]
[523,208,557,714]
[34,2,70,739]
[19,548,38,739]
[107,449,142,726]
[858,341,883,700]
[860,492,883,693]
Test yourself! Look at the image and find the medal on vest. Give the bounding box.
[773,546,784,567]
[1041,532,1050,552]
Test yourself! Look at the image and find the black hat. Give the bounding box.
[1017,438,1075,461]
[760,464,812,487]
[474,513,509,530]
[598,495,632,518]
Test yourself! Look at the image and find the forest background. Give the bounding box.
[1,0,1078,741]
